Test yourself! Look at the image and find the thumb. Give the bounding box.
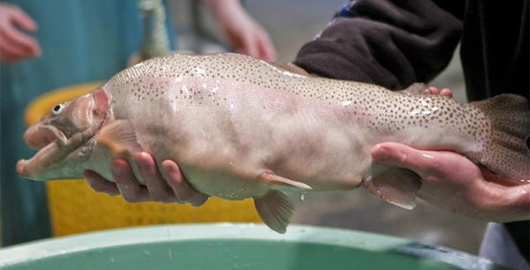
[371,142,438,176]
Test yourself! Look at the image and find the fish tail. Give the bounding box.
[468,94,530,182]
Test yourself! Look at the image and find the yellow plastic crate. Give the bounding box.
[26,82,260,237]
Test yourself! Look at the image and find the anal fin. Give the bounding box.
[364,165,422,210]
[254,190,294,234]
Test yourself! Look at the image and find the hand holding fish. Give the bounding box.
[371,142,530,222]
[85,84,453,206]
[16,54,529,233]
[85,153,209,206]
[427,86,452,98]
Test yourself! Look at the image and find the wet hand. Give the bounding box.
[0,3,41,63]
[371,142,530,222]
[84,152,209,206]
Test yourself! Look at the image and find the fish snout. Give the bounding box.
[24,125,66,150]
[16,159,28,178]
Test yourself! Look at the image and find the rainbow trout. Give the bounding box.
[17,54,530,233]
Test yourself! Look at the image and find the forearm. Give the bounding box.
[294,0,464,89]
[203,0,244,23]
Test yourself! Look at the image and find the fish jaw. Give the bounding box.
[23,124,67,150]
[17,89,111,181]
[17,133,95,180]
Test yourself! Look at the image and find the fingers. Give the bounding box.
[428,86,440,95]
[112,159,150,202]
[125,153,209,206]
[10,6,38,32]
[238,33,259,60]
[84,170,120,196]
[0,49,20,62]
[440,88,453,97]
[85,153,208,206]
[371,142,441,177]
[0,26,39,62]
[0,5,40,62]
[256,29,277,62]
[428,86,453,98]
[134,153,178,203]
[161,160,209,206]
[237,32,277,62]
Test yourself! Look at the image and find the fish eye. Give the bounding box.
[52,104,65,115]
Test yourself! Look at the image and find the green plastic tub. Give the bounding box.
[0,224,507,270]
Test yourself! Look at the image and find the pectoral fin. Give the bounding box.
[254,190,294,234]
[261,172,312,193]
[364,165,422,210]
[97,120,142,156]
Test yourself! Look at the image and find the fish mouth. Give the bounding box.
[17,125,85,180]
[24,125,68,150]
[17,142,63,180]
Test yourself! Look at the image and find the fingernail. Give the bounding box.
[136,152,149,167]
[377,146,392,160]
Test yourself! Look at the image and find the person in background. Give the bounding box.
[0,0,276,246]
[205,0,276,62]
[292,1,528,269]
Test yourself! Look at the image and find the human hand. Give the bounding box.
[84,152,209,206]
[205,0,277,62]
[427,86,452,97]
[371,142,530,222]
[0,3,41,63]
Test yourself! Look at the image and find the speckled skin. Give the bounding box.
[97,53,510,200]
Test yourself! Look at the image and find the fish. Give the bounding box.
[17,53,530,233]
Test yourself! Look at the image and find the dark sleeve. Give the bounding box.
[505,221,530,262]
[294,0,464,90]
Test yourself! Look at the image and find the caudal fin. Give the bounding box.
[469,94,530,182]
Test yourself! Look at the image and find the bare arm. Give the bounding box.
[203,0,277,62]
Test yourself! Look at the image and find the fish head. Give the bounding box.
[17,89,110,181]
